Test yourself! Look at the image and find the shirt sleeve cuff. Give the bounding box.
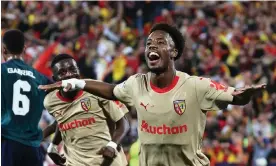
[113,85,120,99]
[217,87,235,102]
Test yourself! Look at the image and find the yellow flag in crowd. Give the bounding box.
[112,55,127,82]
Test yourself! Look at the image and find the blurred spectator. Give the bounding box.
[253,137,272,166]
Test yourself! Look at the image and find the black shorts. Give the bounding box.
[1,137,44,166]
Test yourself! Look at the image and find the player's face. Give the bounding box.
[145,30,176,73]
[53,59,80,81]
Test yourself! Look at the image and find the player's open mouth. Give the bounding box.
[148,52,160,64]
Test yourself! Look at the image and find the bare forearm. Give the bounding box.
[84,80,117,100]
[112,117,129,144]
[52,126,62,145]
[43,121,57,140]
[231,95,251,105]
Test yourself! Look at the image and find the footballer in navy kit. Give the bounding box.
[1,29,52,166]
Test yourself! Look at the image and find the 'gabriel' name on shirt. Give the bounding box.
[141,120,188,135]
[7,68,36,79]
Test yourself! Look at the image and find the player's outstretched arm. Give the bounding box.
[83,80,117,100]
[39,79,117,100]
[231,84,266,105]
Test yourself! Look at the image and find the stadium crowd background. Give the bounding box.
[1,1,276,166]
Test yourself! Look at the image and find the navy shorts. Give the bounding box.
[1,137,44,166]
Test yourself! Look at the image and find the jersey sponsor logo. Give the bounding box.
[7,68,36,78]
[59,117,96,131]
[210,80,228,92]
[173,100,186,115]
[141,120,187,135]
[80,98,91,112]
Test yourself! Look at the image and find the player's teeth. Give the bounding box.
[149,52,159,57]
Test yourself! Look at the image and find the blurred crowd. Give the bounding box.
[2,1,276,166]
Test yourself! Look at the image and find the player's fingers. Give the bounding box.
[245,85,251,89]
[60,157,66,163]
[63,83,72,92]
[38,85,51,90]
[59,160,66,166]
[100,158,113,166]
[103,149,115,159]
[254,84,267,90]
[56,158,66,166]
[97,147,104,155]
[60,154,66,160]
[58,162,65,166]
[38,83,61,90]
[58,159,66,165]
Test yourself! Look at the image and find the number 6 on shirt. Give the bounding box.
[12,80,31,116]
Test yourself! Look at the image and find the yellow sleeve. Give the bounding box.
[195,77,235,111]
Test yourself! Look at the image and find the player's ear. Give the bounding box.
[3,47,8,55]
[2,47,8,61]
[23,46,26,54]
[170,48,178,59]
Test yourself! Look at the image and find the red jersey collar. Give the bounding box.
[150,76,179,93]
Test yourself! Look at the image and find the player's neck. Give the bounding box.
[60,90,79,99]
[150,68,176,89]
[5,55,23,61]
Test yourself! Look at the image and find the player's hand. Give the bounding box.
[48,152,66,166]
[231,84,266,105]
[232,84,266,96]
[47,143,66,166]
[38,82,63,92]
[97,146,116,159]
[38,78,86,92]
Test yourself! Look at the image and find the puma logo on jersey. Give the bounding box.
[141,120,188,135]
[59,117,96,131]
[53,110,63,117]
[140,102,150,111]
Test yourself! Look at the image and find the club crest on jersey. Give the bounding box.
[173,100,186,115]
[80,98,91,112]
